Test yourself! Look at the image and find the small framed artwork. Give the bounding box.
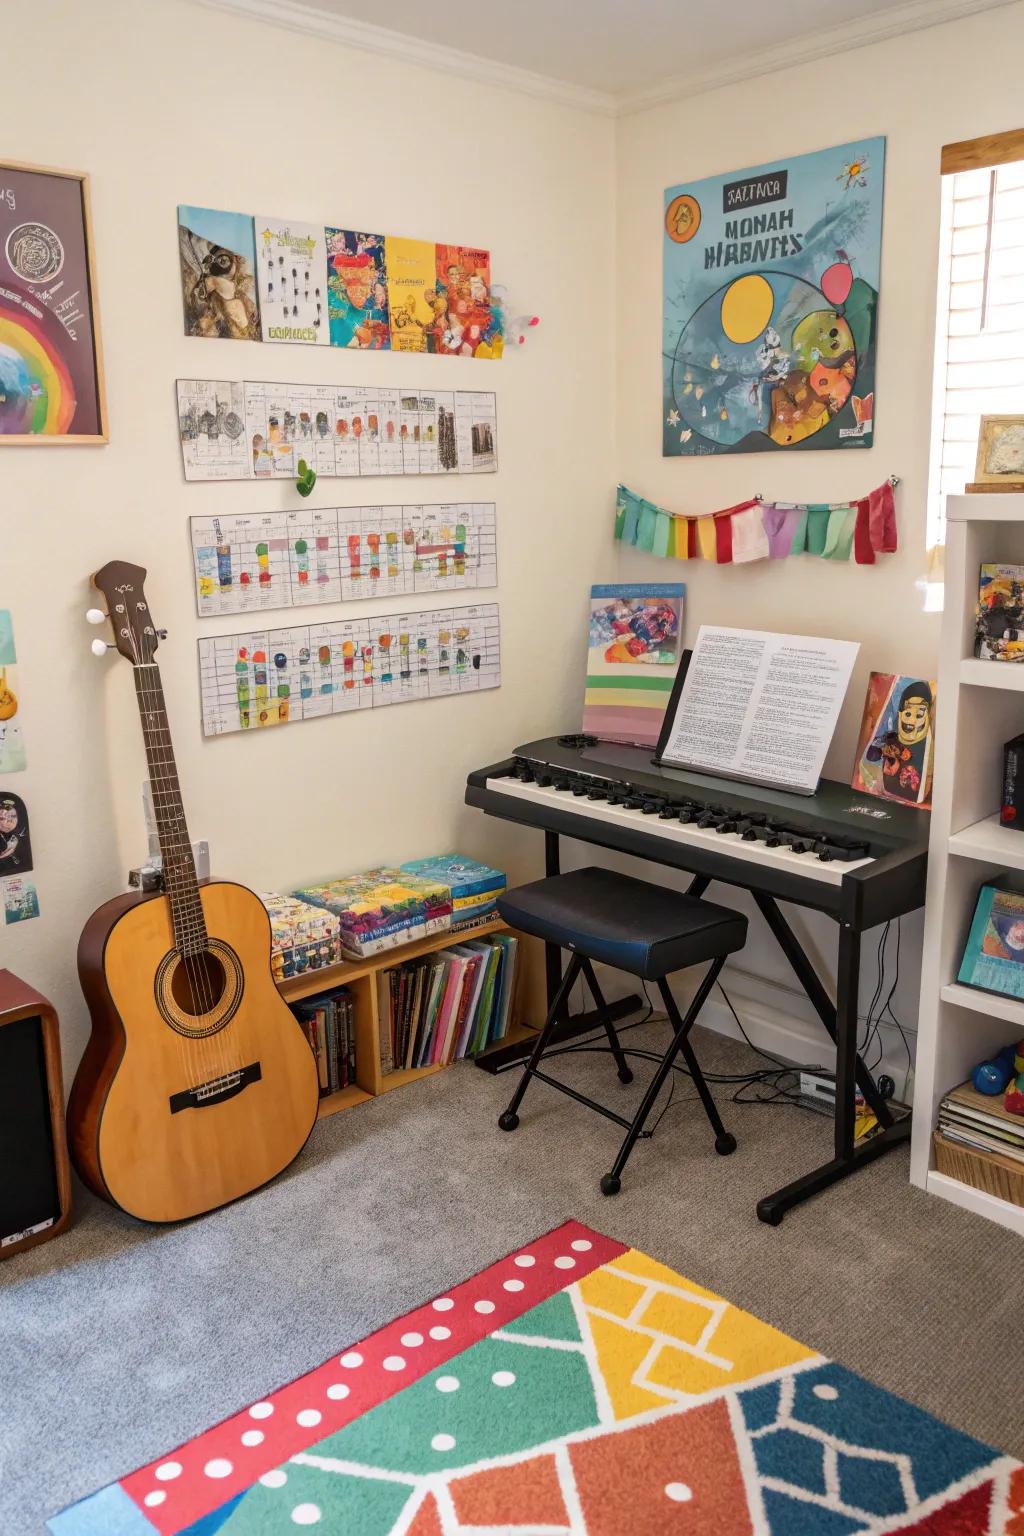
[0,161,107,444]
[969,414,1024,492]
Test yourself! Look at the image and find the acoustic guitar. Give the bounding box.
[67,561,320,1222]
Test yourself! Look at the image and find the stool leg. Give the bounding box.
[601,957,729,1196]
[666,1000,737,1156]
[498,954,582,1133]
[579,957,634,1085]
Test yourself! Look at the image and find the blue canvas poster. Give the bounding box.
[663,137,885,457]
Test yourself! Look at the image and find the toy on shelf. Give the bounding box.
[970,1039,1024,1116]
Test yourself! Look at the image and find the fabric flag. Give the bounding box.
[613,481,897,567]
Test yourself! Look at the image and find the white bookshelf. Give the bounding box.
[911,493,1024,1237]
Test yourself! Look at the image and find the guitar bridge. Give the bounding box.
[169,1061,262,1113]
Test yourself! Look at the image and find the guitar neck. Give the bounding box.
[132,663,208,956]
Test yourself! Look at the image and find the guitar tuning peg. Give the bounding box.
[86,608,107,626]
[90,638,112,657]
[156,629,168,640]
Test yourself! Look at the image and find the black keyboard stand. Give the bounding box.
[476,828,912,1223]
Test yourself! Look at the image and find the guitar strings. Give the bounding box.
[133,617,219,1079]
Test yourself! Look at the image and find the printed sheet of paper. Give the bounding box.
[190,504,496,617]
[0,610,26,774]
[177,380,249,480]
[178,380,497,481]
[660,625,860,793]
[197,603,501,737]
[255,216,329,345]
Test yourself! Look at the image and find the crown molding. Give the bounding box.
[191,0,618,115]
[614,0,1020,116]
[190,0,1018,119]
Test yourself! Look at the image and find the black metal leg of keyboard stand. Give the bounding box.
[755,914,910,1225]
[544,831,563,1016]
[751,893,893,1129]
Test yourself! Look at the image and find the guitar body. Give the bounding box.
[69,880,320,1223]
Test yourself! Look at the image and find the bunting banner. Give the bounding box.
[614,478,898,565]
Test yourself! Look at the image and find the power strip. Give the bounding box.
[798,1071,837,1115]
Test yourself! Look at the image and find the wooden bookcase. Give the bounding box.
[912,493,1024,1234]
[276,918,533,1120]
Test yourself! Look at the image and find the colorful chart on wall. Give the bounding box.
[189,503,497,617]
[178,205,261,341]
[0,162,106,441]
[198,603,500,736]
[177,378,497,481]
[663,137,884,457]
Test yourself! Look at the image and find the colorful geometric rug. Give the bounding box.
[49,1221,1023,1535]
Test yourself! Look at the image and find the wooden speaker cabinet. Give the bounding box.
[0,970,73,1258]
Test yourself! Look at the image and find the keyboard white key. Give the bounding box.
[484,777,874,887]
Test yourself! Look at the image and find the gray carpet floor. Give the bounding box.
[5,1021,1022,1534]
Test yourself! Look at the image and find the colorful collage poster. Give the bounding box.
[851,672,935,809]
[386,236,438,354]
[583,584,685,749]
[178,205,260,340]
[255,216,330,345]
[0,162,106,440]
[663,138,885,457]
[434,244,501,357]
[326,230,390,349]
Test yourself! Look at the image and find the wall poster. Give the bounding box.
[663,138,884,458]
[0,161,106,442]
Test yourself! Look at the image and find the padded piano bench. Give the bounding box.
[496,866,747,1194]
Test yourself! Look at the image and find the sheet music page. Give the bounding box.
[661,626,859,793]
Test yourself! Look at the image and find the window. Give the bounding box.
[927,130,1024,554]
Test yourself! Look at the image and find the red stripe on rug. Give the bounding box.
[121,1220,625,1533]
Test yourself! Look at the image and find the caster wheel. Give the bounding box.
[618,1067,634,1084]
[600,1173,621,1197]
[715,1132,737,1156]
[498,1111,519,1132]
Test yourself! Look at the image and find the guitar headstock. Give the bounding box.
[91,561,160,666]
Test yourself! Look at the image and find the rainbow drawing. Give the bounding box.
[0,295,77,436]
[583,584,685,749]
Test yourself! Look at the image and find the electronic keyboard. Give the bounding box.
[467,735,930,926]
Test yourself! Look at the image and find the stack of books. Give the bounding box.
[937,1079,1024,1167]
[399,855,506,932]
[294,869,452,958]
[291,986,357,1097]
[261,892,343,980]
[377,932,517,1075]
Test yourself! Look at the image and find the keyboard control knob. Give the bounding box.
[678,809,694,823]
[587,788,607,801]
[716,820,736,834]
[741,829,758,841]
[553,779,570,791]
[658,806,678,819]
[790,841,807,854]
[624,797,643,809]
[766,835,782,848]
[697,814,715,829]
[641,801,661,814]
[572,784,587,797]
[818,849,834,862]
[537,774,552,787]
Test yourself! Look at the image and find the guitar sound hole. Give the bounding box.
[170,951,227,1017]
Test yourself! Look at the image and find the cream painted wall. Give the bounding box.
[611,2,1024,1066]
[0,0,615,1073]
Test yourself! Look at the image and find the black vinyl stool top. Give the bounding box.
[497,866,747,981]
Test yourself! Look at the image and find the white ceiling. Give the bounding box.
[203,0,1017,112]
[307,0,902,96]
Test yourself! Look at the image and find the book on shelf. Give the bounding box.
[958,880,1024,999]
[291,985,356,1098]
[937,1079,1024,1167]
[376,933,519,1076]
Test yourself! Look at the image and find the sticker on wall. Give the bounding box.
[0,791,32,873]
[178,205,261,341]
[2,876,39,924]
[663,137,885,457]
[326,230,390,350]
[255,216,330,346]
[0,612,25,773]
